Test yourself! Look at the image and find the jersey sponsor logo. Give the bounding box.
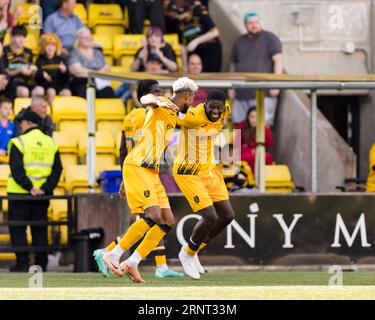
[194,196,200,204]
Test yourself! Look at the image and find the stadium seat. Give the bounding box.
[164,34,181,56]
[115,132,122,158]
[13,98,32,116]
[96,98,125,139]
[93,34,114,66]
[93,25,125,41]
[113,34,144,62]
[74,3,88,25]
[4,31,39,55]
[78,132,117,172]
[52,96,87,134]
[110,66,129,89]
[88,4,125,29]
[16,3,42,26]
[65,165,89,193]
[265,165,295,193]
[53,131,79,154]
[366,144,375,192]
[0,165,9,214]
[119,55,134,70]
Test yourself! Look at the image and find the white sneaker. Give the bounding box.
[194,253,205,275]
[178,245,200,280]
[103,252,123,277]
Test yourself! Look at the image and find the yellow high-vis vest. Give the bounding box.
[7,128,58,194]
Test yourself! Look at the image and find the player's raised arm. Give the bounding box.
[140,94,179,113]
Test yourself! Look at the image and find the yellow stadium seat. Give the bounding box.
[79,131,116,156]
[16,3,42,26]
[88,4,125,28]
[96,99,125,140]
[53,131,79,153]
[366,144,375,192]
[93,34,113,65]
[164,34,181,55]
[52,96,87,134]
[4,31,39,55]
[74,3,87,25]
[65,165,89,193]
[113,34,144,60]
[93,25,125,40]
[0,165,8,213]
[265,165,295,193]
[97,121,123,141]
[123,6,129,30]
[13,98,32,115]
[119,55,134,70]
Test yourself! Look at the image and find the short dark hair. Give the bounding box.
[136,79,159,101]
[207,90,227,103]
[11,25,28,38]
[0,98,12,108]
[58,0,70,8]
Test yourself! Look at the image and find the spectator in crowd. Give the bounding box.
[131,27,177,73]
[44,0,84,55]
[34,33,71,104]
[0,48,9,95]
[229,12,283,126]
[68,27,114,98]
[127,0,165,34]
[235,107,274,173]
[3,25,40,100]
[187,53,208,106]
[14,96,55,137]
[0,98,14,159]
[0,0,17,45]
[7,109,62,272]
[40,0,58,23]
[165,0,221,72]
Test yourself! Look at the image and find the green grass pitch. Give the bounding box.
[1,271,375,299]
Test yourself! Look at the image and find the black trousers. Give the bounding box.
[194,41,222,72]
[8,196,50,270]
[70,77,115,99]
[127,0,165,34]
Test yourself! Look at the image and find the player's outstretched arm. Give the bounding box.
[140,94,179,112]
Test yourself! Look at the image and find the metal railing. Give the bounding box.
[0,195,76,253]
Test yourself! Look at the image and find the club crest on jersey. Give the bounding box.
[194,196,200,203]
[144,190,150,197]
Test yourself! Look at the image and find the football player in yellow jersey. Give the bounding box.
[103,77,198,283]
[173,90,235,279]
[93,79,183,279]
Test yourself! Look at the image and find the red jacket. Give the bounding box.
[235,122,274,150]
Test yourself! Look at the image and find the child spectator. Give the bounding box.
[131,27,177,73]
[187,53,208,106]
[0,98,15,160]
[3,26,41,100]
[235,107,274,173]
[35,33,71,104]
[68,27,114,98]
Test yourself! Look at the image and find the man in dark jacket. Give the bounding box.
[7,109,62,272]
[14,95,55,137]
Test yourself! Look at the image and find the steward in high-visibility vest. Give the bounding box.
[7,109,62,273]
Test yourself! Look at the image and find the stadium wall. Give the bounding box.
[78,194,375,266]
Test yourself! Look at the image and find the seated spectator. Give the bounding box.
[3,25,41,100]
[0,98,15,161]
[165,0,221,72]
[187,53,208,106]
[14,96,55,137]
[0,0,18,45]
[235,107,274,173]
[0,47,8,95]
[229,12,283,126]
[44,0,84,55]
[35,33,71,104]
[68,27,114,98]
[127,0,165,34]
[131,27,178,73]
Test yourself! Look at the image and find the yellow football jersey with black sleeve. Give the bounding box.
[174,103,228,175]
[124,97,180,171]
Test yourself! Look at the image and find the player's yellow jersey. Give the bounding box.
[174,103,227,175]
[124,98,180,171]
[122,107,147,152]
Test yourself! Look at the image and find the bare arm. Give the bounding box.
[69,62,90,78]
[187,28,220,52]
[270,53,283,97]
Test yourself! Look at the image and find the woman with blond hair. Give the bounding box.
[35,33,71,103]
[68,27,114,98]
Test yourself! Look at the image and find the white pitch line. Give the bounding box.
[1,286,375,300]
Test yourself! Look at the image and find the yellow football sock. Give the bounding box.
[136,225,168,259]
[185,245,197,257]
[105,241,116,251]
[118,218,152,251]
[198,242,207,252]
[155,255,167,267]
